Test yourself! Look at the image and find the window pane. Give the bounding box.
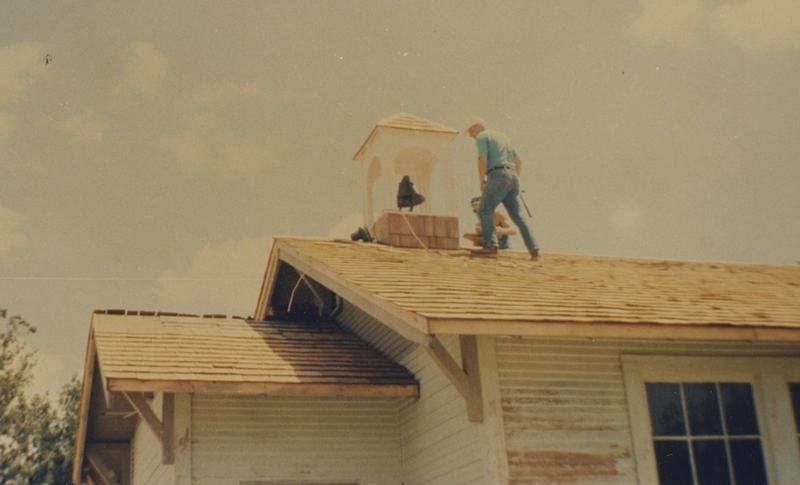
[720,383,759,435]
[654,440,694,485]
[692,439,731,485]
[729,439,768,485]
[685,383,723,436]
[789,383,800,433]
[647,383,687,436]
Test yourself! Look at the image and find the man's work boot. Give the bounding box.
[529,248,540,260]
[471,246,498,257]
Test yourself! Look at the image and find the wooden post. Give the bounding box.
[173,393,192,485]
[161,392,175,465]
[477,336,509,484]
[425,335,484,422]
[460,335,484,423]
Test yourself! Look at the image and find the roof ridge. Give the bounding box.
[375,112,458,133]
[93,309,247,319]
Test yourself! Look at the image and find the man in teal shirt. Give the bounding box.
[466,116,539,260]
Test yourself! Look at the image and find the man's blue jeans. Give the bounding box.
[478,169,538,251]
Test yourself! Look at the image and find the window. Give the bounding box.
[623,356,800,485]
[646,382,767,485]
[790,383,800,449]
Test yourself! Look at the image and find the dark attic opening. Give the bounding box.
[267,261,335,321]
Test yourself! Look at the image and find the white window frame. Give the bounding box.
[622,355,800,485]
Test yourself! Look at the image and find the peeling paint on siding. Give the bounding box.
[496,337,800,485]
[507,450,629,484]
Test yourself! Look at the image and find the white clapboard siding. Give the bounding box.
[132,393,173,485]
[191,394,402,485]
[495,337,800,485]
[338,301,485,485]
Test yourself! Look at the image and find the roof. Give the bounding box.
[73,310,419,485]
[374,112,459,133]
[257,238,800,344]
[354,112,459,160]
[89,311,418,396]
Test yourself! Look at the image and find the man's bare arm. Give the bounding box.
[478,156,488,189]
[515,156,522,175]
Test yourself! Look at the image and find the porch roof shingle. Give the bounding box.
[91,312,418,397]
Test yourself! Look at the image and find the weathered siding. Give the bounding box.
[495,337,800,485]
[191,394,402,485]
[131,393,173,485]
[338,301,486,485]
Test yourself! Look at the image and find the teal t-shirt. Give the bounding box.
[476,129,517,171]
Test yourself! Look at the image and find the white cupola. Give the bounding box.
[353,113,459,228]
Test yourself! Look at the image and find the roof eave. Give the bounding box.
[72,327,97,485]
[106,378,419,398]
[428,317,800,343]
[353,124,459,161]
[254,238,281,320]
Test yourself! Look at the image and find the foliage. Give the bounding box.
[0,309,81,485]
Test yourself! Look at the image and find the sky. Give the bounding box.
[1,0,799,396]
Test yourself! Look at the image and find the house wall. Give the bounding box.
[191,394,403,485]
[338,301,487,485]
[494,337,800,485]
[131,393,174,485]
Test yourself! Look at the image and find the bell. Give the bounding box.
[396,175,425,211]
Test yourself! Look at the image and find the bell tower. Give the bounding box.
[353,113,459,228]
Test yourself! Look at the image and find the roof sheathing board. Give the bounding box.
[271,238,800,341]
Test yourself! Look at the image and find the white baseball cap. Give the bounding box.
[465,116,486,132]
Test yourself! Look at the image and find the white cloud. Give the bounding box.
[112,41,167,105]
[0,110,15,140]
[155,235,276,317]
[0,201,25,255]
[0,42,49,105]
[27,351,65,399]
[628,0,706,48]
[609,199,645,240]
[58,108,108,143]
[629,0,800,51]
[156,83,279,175]
[155,112,215,172]
[710,0,800,51]
[327,212,364,240]
[215,133,273,175]
[190,82,263,106]
[157,124,276,175]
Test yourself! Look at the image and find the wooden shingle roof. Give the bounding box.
[90,312,418,396]
[374,112,459,133]
[353,112,459,160]
[258,238,800,344]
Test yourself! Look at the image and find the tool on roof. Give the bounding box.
[520,190,533,218]
[350,226,373,243]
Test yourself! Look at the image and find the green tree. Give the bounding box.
[0,309,80,485]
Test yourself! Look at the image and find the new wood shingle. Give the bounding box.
[260,238,800,342]
[91,313,418,397]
